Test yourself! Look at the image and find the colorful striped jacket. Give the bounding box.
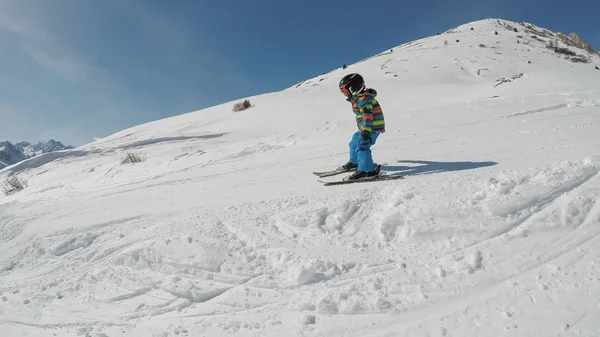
[349,88,385,133]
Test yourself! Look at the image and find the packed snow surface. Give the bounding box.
[1,19,599,336]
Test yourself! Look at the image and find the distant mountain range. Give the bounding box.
[0,140,73,169]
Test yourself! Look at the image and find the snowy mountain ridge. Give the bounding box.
[290,18,598,91]
[0,139,73,169]
[0,18,599,337]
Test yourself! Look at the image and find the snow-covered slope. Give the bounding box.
[1,19,599,337]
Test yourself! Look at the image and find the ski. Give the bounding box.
[312,167,356,178]
[313,162,384,178]
[319,173,404,186]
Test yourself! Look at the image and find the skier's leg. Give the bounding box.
[357,132,380,172]
[357,146,374,172]
[370,132,380,145]
[348,131,360,165]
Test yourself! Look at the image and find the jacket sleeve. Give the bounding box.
[359,98,374,133]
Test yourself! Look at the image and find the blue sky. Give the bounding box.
[1,0,598,146]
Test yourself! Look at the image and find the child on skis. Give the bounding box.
[338,73,385,180]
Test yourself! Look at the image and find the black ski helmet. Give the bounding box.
[339,73,365,97]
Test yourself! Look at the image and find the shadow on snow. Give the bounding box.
[382,160,497,176]
[116,133,227,150]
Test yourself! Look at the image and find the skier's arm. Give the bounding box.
[360,99,374,134]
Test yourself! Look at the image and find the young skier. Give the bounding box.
[338,73,385,180]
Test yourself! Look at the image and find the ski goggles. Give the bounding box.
[339,84,351,97]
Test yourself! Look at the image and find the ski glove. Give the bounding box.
[358,131,371,150]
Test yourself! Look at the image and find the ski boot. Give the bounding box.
[341,162,358,171]
[345,164,381,181]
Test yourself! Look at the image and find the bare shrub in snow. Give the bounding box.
[3,175,27,195]
[554,47,577,56]
[494,73,524,88]
[569,55,590,63]
[232,99,252,112]
[121,152,144,164]
[584,44,597,54]
[524,24,553,39]
[531,35,546,42]
[547,40,580,57]
[497,20,517,32]
[568,33,583,45]
[555,32,598,54]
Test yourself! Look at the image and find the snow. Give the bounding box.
[1,18,599,336]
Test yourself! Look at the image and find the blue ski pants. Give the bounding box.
[349,131,380,172]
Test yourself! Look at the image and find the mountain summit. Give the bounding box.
[0,19,599,336]
[290,18,598,91]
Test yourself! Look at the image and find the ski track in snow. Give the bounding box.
[499,98,600,119]
[1,18,600,337]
